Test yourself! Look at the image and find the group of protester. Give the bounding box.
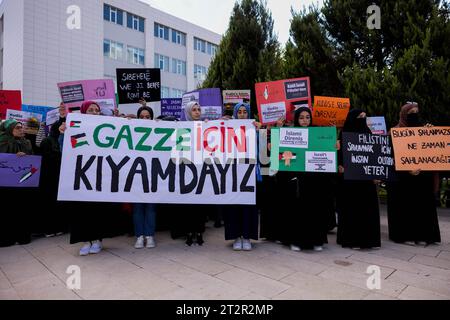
[0,99,443,257]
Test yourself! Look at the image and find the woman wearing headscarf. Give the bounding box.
[277,107,331,251]
[67,101,127,255]
[0,120,34,247]
[222,103,259,251]
[386,103,441,245]
[336,109,381,249]
[171,101,206,246]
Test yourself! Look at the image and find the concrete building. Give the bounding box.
[0,0,221,108]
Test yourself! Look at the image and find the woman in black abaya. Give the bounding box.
[386,103,441,245]
[337,109,381,249]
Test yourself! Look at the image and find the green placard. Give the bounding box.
[270,127,337,173]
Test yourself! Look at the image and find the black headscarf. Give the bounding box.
[294,107,313,128]
[342,109,371,133]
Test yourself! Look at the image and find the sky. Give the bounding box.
[142,0,324,45]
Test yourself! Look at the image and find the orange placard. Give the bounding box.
[312,96,350,127]
[391,127,450,171]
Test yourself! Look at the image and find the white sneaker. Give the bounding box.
[79,242,91,256]
[135,236,145,249]
[313,246,323,252]
[145,236,156,248]
[89,240,102,254]
[242,239,252,251]
[290,244,301,252]
[233,238,242,251]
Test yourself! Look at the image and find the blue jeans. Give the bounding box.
[133,203,156,237]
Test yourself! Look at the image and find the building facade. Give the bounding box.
[0,0,221,107]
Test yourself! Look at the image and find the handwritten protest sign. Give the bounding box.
[0,153,42,187]
[116,68,161,104]
[391,127,450,171]
[312,96,350,128]
[342,133,396,180]
[6,109,43,135]
[58,114,256,204]
[181,89,223,121]
[161,98,182,120]
[58,79,116,114]
[255,77,311,125]
[270,127,337,173]
[0,90,22,120]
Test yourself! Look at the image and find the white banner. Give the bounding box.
[58,114,257,204]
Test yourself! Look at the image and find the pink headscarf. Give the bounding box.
[80,101,100,114]
[395,103,419,128]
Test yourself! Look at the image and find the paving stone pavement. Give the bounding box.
[1,205,449,300]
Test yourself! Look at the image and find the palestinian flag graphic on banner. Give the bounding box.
[71,133,89,148]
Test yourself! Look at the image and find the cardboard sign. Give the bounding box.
[367,116,387,135]
[45,108,61,126]
[270,127,337,173]
[0,90,22,120]
[181,88,223,121]
[161,98,182,120]
[58,79,116,114]
[116,68,161,104]
[0,153,42,187]
[391,127,450,171]
[312,96,350,128]
[58,114,256,204]
[255,77,311,125]
[6,109,43,135]
[342,133,396,181]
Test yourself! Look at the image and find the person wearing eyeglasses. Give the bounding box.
[386,102,441,246]
[0,120,34,247]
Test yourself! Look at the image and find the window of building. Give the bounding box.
[104,4,123,25]
[127,46,145,65]
[171,58,186,76]
[194,37,206,53]
[104,39,124,60]
[194,64,208,79]
[172,29,186,46]
[154,53,170,72]
[127,13,144,32]
[172,89,186,98]
[161,86,170,99]
[154,23,169,40]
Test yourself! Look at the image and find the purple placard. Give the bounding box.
[161,98,182,120]
[181,88,223,121]
[0,153,42,187]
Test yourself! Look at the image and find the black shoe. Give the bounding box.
[196,233,204,246]
[185,233,193,246]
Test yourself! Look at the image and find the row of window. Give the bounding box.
[194,37,218,55]
[154,54,187,76]
[104,4,145,32]
[161,87,186,99]
[154,23,187,46]
[104,39,145,65]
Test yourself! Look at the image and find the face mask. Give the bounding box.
[406,113,421,127]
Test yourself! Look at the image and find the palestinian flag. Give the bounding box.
[71,133,89,148]
[70,121,81,128]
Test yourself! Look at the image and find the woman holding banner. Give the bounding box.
[132,106,157,249]
[221,103,260,251]
[68,101,128,256]
[337,109,381,250]
[386,103,441,245]
[279,107,330,251]
[172,101,206,246]
[0,119,34,247]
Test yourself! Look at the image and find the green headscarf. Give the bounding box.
[0,119,33,154]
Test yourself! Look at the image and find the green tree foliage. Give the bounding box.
[284,0,450,128]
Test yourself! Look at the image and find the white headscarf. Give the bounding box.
[184,101,200,121]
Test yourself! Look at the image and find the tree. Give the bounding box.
[285,0,450,128]
[202,0,283,116]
